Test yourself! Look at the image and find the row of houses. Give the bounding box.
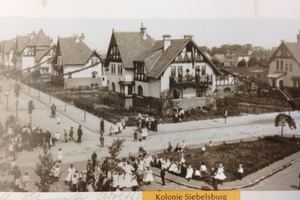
[1,26,299,111]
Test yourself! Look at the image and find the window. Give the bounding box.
[177,66,183,77]
[111,64,116,74]
[68,72,72,79]
[171,66,176,77]
[289,60,293,71]
[128,85,132,95]
[196,88,206,97]
[280,60,283,70]
[118,64,123,75]
[172,89,182,99]
[285,61,288,71]
[90,58,94,64]
[137,85,143,96]
[112,82,115,92]
[201,65,206,76]
[276,60,279,70]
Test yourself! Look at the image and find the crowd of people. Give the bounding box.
[60,150,156,192]
[153,140,245,190]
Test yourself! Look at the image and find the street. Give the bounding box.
[1,76,300,191]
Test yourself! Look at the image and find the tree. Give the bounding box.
[274,113,297,137]
[107,138,125,190]
[238,59,247,67]
[28,100,35,129]
[14,82,21,98]
[30,70,41,82]
[35,147,56,192]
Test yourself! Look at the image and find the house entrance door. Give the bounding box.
[279,80,284,89]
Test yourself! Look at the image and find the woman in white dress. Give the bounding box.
[65,164,76,184]
[185,165,194,181]
[123,161,134,188]
[141,127,148,139]
[214,163,226,184]
[143,167,154,184]
[57,148,63,163]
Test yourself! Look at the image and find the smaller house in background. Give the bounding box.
[224,52,238,67]
[52,34,105,89]
[0,39,15,70]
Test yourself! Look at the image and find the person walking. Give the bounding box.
[100,134,104,148]
[77,125,82,143]
[100,117,105,134]
[69,127,74,141]
[160,168,166,186]
[57,148,63,163]
[91,151,97,172]
[56,115,61,125]
[65,164,76,185]
[51,130,56,147]
[64,129,68,142]
[45,129,51,149]
[55,129,60,142]
[133,130,138,142]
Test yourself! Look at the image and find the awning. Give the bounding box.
[266,72,286,78]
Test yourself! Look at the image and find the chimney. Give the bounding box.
[140,23,147,40]
[184,34,193,39]
[297,30,300,44]
[163,34,171,51]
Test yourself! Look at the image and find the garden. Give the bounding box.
[155,135,300,182]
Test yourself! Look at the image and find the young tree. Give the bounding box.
[107,138,125,190]
[275,113,297,137]
[28,100,35,129]
[35,147,56,192]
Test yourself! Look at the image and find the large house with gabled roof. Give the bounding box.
[105,25,222,111]
[52,34,106,89]
[35,44,56,76]
[13,29,51,71]
[267,31,300,89]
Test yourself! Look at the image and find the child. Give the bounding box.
[57,148,63,163]
[64,129,68,142]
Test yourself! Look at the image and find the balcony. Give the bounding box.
[170,74,212,89]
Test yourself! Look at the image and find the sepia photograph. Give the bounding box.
[0,0,300,199]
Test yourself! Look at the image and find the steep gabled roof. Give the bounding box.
[58,37,92,65]
[28,29,51,47]
[269,42,300,65]
[16,35,31,53]
[284,42,300,65]
[113,32,155,69]
[3,40,15,54]
[146,39,221,78]
[35,45,56,62]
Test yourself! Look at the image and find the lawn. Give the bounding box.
[156,136,300,182]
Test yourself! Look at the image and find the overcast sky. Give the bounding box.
[0,0,300,51]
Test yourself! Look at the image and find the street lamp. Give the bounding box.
[5,90,10,110]
[16,99,19,120]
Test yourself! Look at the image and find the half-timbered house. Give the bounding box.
[105,25,222,111]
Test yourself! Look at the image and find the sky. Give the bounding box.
[0,0,300,51]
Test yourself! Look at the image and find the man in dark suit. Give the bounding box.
[160,168,166,186]
[100,118,105,134]
[77,125,83,143]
